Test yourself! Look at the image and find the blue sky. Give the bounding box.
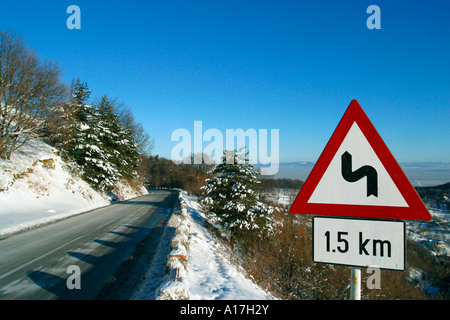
[1,0,449,162]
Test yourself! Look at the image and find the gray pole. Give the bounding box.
[350,267,361,300]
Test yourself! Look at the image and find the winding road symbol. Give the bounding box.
[341,151,378,197]
[290,100,432,221]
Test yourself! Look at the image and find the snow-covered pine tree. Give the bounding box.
[65,80,119,191]
[201,149,275,244]
[120,126,141,180]
[96,95,141,181]
[62,79,91,161]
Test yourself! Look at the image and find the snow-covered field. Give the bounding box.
[0,137,146,238]
[261,188,297,207]
[406,208,450,256]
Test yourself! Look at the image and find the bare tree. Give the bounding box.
[0,31,67,159]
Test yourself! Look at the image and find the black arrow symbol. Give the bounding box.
[341,151,378,197]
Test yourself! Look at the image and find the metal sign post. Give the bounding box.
[350,267,361,300]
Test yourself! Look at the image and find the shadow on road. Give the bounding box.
[26,190,179,300]
[95,219,174,299]
[68,251,102,265]
[94,239,123,248]
[27,270,81,300]
[27,271,66,297]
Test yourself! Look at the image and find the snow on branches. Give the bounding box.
[64,80,140,191]
[201,149,275,242]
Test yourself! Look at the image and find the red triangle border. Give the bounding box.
[289,100,432,221]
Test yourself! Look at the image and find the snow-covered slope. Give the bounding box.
[181,191,272,300]
[0,137,146,237]
[133,190,273,300]
[141,191,273,300]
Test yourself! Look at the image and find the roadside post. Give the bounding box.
[289,100,432,300]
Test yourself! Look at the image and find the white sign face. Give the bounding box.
[313,217,405,271]
[308,122,408,207]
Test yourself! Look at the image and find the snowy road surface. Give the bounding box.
[0,190,177,300]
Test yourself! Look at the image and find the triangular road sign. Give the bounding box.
[290,100,432,221]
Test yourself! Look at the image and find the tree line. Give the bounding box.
[139,153,212,196]
[259,177,304,192]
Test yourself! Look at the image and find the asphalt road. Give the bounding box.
[0,189,178,300]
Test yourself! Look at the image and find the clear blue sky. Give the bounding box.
[1,0,449,162]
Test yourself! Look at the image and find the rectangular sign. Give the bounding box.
[313,217,405,271]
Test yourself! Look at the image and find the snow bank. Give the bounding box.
[154,191,273,300]
[0,137,147,238]
[131,198,187,300]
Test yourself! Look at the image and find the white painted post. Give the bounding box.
[350,267,361,300]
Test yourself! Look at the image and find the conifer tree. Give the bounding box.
[65,80,119,191]
[201,149,275,244]
[96,95,140,181]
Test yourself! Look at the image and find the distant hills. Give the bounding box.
[259,161,450,187]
